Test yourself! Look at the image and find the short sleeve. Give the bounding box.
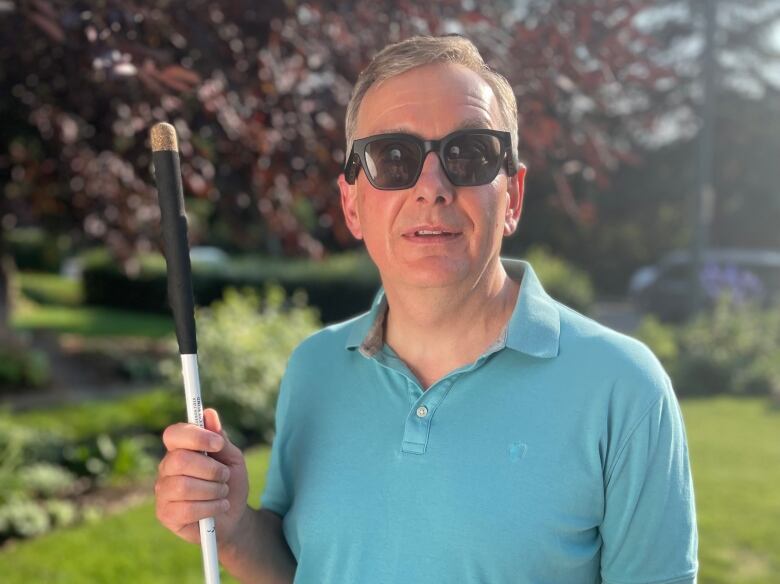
[600,375,698,584]
[260,367,294,517]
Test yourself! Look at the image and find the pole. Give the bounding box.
[690,0,717,317]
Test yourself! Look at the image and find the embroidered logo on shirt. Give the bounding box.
[508,441,528,462]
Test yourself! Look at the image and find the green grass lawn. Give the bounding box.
[1,397,778,583]
[12,271,174,337]
[0,447,272,584]
[682,397,780,584]
[12,304,174,338]
[17,272,84,306]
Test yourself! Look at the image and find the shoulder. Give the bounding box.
[552,298,673,406]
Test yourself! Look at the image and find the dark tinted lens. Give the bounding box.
[443,133,503,185]
[364,138,421,188]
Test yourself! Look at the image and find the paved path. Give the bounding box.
[591,300,642,335]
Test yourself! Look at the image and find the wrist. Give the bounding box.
[218,504,253,558]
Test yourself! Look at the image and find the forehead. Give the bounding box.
[357,63,502,139]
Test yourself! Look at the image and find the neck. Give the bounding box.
[383,259,520,388]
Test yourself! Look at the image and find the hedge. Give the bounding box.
[81,250,381,324]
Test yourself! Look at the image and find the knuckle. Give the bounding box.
[211,463,227,482]
[171,477,188,499]
[171,502,189,525]
[156,501,172,525]
[166,451,185,475]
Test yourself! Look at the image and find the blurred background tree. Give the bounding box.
[1,0,779,317]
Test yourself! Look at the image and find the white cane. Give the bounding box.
[150,122,220,584]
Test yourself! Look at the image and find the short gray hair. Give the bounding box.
[344,35,519,167]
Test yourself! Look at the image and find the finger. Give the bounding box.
[172,522,221,545]
[157,475,230,502]
[158,449,230,482]
[161,499,230,528]
[204,408,222,434]
[172,522,200,545]
[201,408,245,466]
[162,422,224,453]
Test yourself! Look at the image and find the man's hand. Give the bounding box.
[155,408,249,547]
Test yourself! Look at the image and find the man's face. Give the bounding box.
[338,62,525,292]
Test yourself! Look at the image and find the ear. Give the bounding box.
[503,163,526,236]
[338,173,363,240]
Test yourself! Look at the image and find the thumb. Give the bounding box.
[203,408,244,465]
[203,407,224,435]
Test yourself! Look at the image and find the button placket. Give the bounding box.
[401,378,457,455]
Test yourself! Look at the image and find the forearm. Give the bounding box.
[218,506,296,584]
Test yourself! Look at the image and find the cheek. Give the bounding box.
[357,195,395,249]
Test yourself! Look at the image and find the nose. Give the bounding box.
[412,151,455,204]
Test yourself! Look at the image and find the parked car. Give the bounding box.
[628,248,780,322]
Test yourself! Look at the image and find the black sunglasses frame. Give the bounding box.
[343,128,518,190]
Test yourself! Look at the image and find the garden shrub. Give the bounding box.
[0,422,191,542]
[162,285,320,443]
[635,293,780,396]
[524,245,595,314]
[18,463,78,499]
[61,433,158,486]
[5,227,71,272]
[0,396,175,543]
[13,388,182,441]
[0,499,51,539]
[0,343,51,390]
[633,315,680,378]
[674,294,780,396]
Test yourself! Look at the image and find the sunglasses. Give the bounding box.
[343,129,517,190]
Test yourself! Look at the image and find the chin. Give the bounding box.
[397,258,472,288]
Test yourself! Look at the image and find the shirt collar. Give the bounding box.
[345,257,561,359]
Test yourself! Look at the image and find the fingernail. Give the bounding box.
[209,435,223,450]
[220,467,230,482]
[221,499,230,511]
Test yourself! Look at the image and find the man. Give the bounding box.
[155,35,698,583]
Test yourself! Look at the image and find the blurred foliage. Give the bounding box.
[0,341,51,390]
[633,314,679,368]
[634,294,780,397]
[162,285,320,443]
[5,227,71,272]
[2,0,778,280]
[81,248,380,323]
[17,271,83,306]
[13,387,182,440]
[0,388,182,543]
[524,245,595,313]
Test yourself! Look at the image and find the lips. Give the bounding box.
[401,225,462,238]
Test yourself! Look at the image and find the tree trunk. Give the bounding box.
[0,240,16,343]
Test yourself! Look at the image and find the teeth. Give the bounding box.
[416,230,445,235]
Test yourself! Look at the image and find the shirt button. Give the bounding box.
[416,406,428,418]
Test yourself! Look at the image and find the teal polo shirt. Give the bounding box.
[260,258,698,584]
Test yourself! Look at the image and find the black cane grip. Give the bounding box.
[152,146,197,355]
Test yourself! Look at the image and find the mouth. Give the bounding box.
[401,227,463,242]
